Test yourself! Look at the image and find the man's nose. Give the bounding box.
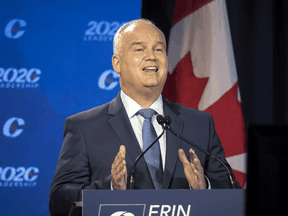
[145,49,156,61]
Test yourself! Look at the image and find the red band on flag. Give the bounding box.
[173,0,213,25]
[163,52,208,110]
[204,82,246,157]
[232,170,246,189]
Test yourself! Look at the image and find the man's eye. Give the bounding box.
[156,49,163,52]
[135,49,143,51]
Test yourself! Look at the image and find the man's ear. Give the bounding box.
[112,55,120,74]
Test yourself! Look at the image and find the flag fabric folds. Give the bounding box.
[162,0,246,188]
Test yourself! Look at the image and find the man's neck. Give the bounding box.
[121,89,161,108]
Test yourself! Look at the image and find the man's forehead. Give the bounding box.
[123,21,156,33]
[116,20,166,53]
[130,41,165,47]
[123,22,164,40]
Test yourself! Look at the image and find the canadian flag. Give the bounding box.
[163,0,247,188]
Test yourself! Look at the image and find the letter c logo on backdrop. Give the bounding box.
[5,19,27,39]
[98,70,119,90]
[3,117,25,138]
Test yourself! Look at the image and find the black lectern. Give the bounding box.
[77,189,245,216]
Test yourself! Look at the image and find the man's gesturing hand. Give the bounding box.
[178,148,206,189]
[111,145,127,190]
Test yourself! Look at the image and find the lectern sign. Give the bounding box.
[83,190,245,216]
[97,204,192,216]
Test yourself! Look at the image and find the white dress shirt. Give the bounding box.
[120,90,211,189]
[120,90,166,170]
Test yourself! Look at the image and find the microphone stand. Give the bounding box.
[162,116,237,189]
[128,129,165,190]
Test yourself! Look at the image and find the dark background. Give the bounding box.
[142,0,288,129]
[141,0,288,214]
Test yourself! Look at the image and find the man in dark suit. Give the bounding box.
[49,19,240,216]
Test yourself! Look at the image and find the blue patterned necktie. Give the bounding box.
[138,108,163,189]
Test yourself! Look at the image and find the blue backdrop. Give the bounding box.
[0,0,141,215]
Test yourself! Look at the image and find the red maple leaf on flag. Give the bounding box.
[163,0,247,188]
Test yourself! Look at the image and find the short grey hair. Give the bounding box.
[113,19,166,55]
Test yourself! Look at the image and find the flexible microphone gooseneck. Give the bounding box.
[128,121,165,190]
[157,115,237,189]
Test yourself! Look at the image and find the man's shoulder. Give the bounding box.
[66,101,111,124]
[66,93,122,124]
[164,99,210,119]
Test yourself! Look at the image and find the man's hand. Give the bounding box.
[178,148,206,189]
[111,145,127,190]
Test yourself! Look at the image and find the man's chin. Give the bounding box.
[141,85,163,96]
[142,80,161,87]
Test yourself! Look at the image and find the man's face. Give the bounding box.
[113,22,168,98]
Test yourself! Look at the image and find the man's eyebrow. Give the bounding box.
[130,42,144,47]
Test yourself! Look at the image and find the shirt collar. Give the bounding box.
[120,90,164,118]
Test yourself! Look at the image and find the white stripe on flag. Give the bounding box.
[168,0,238,111]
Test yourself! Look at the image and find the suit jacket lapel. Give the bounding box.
[107,94,154,189]
[162,98,184,189]
[107,93,142,165]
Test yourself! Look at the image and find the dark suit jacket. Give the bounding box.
[49,93,240,216]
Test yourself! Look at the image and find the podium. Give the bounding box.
[81,189,245,216]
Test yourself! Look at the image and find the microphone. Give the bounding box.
[127,116,166,189]
[157,115,169,129]
[158,115,237,189]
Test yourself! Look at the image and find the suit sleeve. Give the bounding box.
[205,113,242,189]
[49,117,111,216]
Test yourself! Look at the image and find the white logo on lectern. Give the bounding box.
[98,204,145,216]
[111,211,134,216]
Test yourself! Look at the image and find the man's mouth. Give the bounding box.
[142,66,158,72]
